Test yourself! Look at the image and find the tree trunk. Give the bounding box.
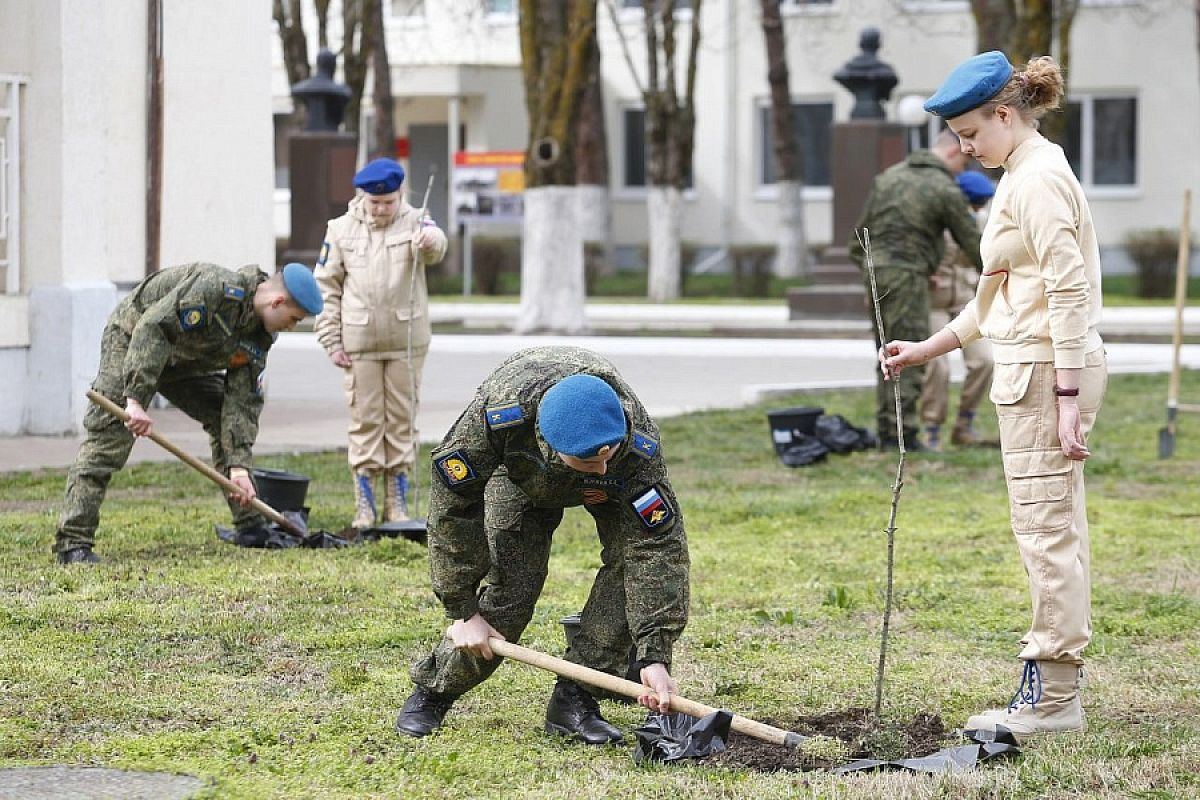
[576,28,614,278]
[647,186,683,302]
[343,0,369,136]
[274,0,311,87]
[517,187,587,334]
[315,0,332,49]
[970,0,1074,146]
[776,181,805,279]
[1040,0,1078,145]
[274,0,310,129]
[368,0,396,158]
[761,0,808,278]
[515,0,597,332]
[640,0,702,301]
[971,0,1016,54]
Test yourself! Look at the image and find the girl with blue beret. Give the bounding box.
[883,53,1107,741]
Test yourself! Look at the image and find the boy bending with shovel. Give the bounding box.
[53,262,322,564]
[395,346,689,745]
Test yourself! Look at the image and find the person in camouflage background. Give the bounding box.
[395,346,690,746]
[849,130,983,450]
[53,262,322,565]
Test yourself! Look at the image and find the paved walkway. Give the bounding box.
[3,307,1197,472]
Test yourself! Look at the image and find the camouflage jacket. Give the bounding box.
[427,346,690,665]
[108,263,272,467]
[848,151,984,275]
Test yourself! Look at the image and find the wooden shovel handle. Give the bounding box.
[488,637,804,749]
[85,390,299,533]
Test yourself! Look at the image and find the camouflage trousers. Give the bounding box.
[865,268,930,439]
[55,325,262,554]
[411,477,638,697]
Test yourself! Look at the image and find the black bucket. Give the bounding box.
[766,406,824,454]
[560,613,641,696]
[250,468,310,512]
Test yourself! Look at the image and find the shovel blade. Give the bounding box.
[1159,426,1176,459]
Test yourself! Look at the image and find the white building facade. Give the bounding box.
[271,0,1199,262]
[1,0,277,435]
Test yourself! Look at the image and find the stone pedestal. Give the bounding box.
[281,132,358,268]
[788,120,907,320]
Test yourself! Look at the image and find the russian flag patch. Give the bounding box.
[632,486,674,530]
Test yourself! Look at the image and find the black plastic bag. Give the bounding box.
[633,710,733,764]
[833,726,1020,774]
[216,509,355,549]
[815,414,876,453]
[779,434,830,467]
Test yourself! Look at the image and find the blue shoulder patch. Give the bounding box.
[178,304,207,331]
[222,283,245,301]
[317,241,330,267]
[632,430,658,459]
[485,402,525,431]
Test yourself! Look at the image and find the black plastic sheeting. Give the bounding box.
[216,510,428,549]
[633,711,733,764]
[832,727,1021,774]
[633,712,1020,774]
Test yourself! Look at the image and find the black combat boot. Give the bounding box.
[878,428,928,453]
[544,679,623,745]
[56,547,101,565]
[394,686,458,738]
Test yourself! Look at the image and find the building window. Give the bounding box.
[273,114,292,190]
[758,101,834,187]
[1064,95,1136,187]
[622,108,694,190]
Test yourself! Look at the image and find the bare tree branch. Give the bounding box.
[602,0,646,95]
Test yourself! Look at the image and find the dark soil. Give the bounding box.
[708,707,949,772]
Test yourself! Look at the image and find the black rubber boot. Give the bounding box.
[56,547,101,565]
[544,680,623,745]
[395,686,458,738]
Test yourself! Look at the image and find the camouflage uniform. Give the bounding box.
[848,150,984,440]
[55,264,274,554]
[410,346,690,697]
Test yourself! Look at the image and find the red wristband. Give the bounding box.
[1054,385,1080,397]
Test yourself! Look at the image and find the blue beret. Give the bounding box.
[924,51,1014,119]
[353,158,405,195]
[538,375,627,458]
[281,263,322,315]
[957,171,996,205]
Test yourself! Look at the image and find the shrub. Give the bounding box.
[1124,228,1185,299]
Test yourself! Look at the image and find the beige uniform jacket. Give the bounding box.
[315,195,448,359]
[947,136,1103,369]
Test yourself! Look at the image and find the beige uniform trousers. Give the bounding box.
[344,348,427,472]
[993,347,1107,665]
[920,312,994,427]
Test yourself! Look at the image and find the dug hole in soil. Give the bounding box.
[709,707,948,772]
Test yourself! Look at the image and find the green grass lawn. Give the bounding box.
[2,372,1199,798]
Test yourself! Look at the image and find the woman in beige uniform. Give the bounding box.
[881,52,1107,740]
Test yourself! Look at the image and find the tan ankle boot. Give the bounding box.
[950,412,977,446]
[382,469,410,523]
[965,660,1085,741]
[352,470,378,529]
